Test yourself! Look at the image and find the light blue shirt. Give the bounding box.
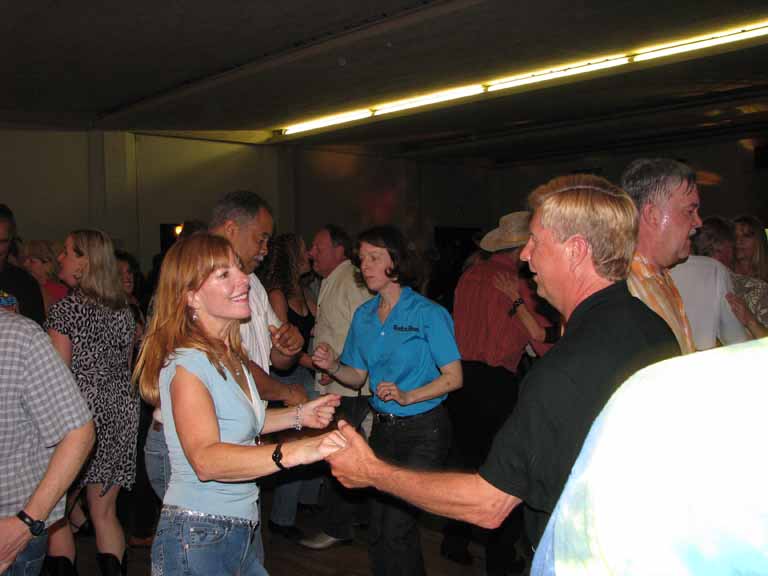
[533,338,768,575]
[160,348,265,522]
[341,287,460,416]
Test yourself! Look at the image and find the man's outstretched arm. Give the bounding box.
[327,420,520,529]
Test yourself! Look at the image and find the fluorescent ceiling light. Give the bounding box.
[283,109,372,135]
[487,56,629,92]
[634,20,768,62]
[279,18,768,135]
[373,85,485,116]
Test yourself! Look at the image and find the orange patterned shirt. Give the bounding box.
[627,254,695,354]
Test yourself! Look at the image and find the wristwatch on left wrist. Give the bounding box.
[272,443,287,471]
[17,510,45,536]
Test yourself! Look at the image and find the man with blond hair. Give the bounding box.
[326,175,679,553]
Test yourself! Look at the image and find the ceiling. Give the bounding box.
[3,0,768,163]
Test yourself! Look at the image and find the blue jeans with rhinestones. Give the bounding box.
[151,506,268,576]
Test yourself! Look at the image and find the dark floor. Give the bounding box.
[76,486,501,576]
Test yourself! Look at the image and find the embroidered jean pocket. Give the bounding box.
[183,521,228,548]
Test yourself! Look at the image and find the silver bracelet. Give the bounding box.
[329,361,341,375]
[294,403,303,431]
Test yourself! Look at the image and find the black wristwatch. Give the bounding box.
[272,443,286,471]
[17,510,45,536]
[508,297,525,316]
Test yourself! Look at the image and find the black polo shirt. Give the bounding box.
[0,263,45,325]
[479,280,679,546]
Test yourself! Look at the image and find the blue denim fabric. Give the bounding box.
[145,423,171,501]
[152,507,268,576]
[268,365,321,527]
[1,533,47,576]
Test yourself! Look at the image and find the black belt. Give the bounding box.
[373,404,441,425]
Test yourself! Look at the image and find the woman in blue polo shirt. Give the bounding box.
[313,226,462,576]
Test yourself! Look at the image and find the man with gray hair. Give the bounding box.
[621,158,700,354]
[326,175,678,554]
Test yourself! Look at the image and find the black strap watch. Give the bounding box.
[17,510,45,536]
[272,443,286,471]
[508,297,525,316]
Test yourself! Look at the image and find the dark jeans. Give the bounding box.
[368,404,451,576]
[1,532,47,576]
[122,400,160,538]
[320,395,370,540]
[442,361,524,573]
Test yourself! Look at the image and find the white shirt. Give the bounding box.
[240,274,281,370]
[670,255,749,350]
[314,260,373,397]
[533,338,768,575]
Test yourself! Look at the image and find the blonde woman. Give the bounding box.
[22,239,68,314]
[44,229,138,575]
[734,215,768,283]
[134,233,343,576]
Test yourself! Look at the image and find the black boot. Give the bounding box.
[95,552,124,576]
[42,556,78,576]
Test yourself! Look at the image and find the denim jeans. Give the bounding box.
[368,404,452,576]
[269,366,322,527]
[145,422,171,501]
[1,532,47,576]
[152,507,268,576]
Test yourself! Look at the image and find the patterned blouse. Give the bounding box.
[732,273,768,328]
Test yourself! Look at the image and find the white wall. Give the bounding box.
[0,130,90,244]
[132,134,283,269]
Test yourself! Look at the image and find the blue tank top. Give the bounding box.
[159,348,265,521]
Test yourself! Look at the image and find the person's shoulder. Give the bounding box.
[519,356,574,401]
[406,289,446,314]
[355,296,378,315]
[3,263,37,285]
[0,309,41,337]
[249,274,269,296]
[169,347,204,361]
[163,347,211,375]
[48,290,80,313]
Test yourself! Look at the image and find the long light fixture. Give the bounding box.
[634,19,768,62]
[487,55,629,92]
[373,85,485,116]
[283,109,372,135]
[281,18,768,135]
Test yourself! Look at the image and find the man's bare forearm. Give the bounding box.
[24,421,94,521]
[370,460,520,529]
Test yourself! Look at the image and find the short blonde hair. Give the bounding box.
[528,174,638,281]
